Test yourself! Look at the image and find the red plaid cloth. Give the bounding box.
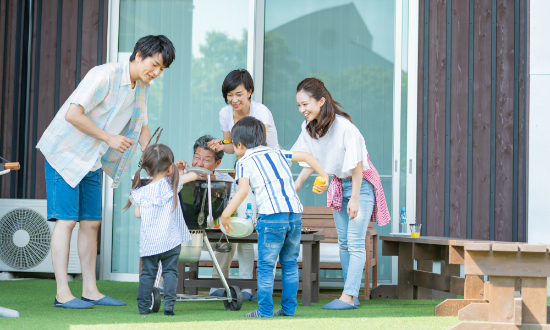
[327,156,391,226]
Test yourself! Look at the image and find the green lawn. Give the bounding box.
[0,279,536,330]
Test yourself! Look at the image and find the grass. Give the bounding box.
[2,280,545,330]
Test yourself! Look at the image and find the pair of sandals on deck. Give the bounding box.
[54,296,126,309]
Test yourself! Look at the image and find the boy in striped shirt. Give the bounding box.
[220,117,328,318]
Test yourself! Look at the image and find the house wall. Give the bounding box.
[416,0,529,241]
[0,0,108,199]
[528,0,550,249]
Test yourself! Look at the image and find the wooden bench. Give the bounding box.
[377,236,487,300]
[445,242,550,329]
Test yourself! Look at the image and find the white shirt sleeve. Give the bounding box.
[253,103,274,127]
[341,126,370,174]
[219,106,231,132]
[130,188,142,206]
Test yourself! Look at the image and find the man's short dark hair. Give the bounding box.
[222,69,254,104]
[193,135,224,162]
[231,117,266,149]
[130,35,175,68]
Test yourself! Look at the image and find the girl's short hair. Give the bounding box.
[124,144,179,211]
[222,69,254,104]
[296,77,352,139]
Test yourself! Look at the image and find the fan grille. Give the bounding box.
[0,208,51,270]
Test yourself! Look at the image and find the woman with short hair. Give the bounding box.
[208,69,280,301]
[209,69,279,153]
[291,77,390,310]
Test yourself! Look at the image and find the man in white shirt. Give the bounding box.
[180,135,256,300]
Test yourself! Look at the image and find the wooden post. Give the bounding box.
[442,246,461,282]
[398,242,414,299]
[188,262,199,295]
[416,260,433,299]
[364,233,371,300]
[177,262,185,294]
[521,277,548,324]
[302,241,312,306]
[372,233,378,289]
[311,240,321,303]
[488,276,516,323]
[464,274,485,299]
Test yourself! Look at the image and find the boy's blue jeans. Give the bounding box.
[255,212,302,318]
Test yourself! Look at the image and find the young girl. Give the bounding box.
[124,144,198,315]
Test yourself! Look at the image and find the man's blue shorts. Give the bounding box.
[45,159,103,222]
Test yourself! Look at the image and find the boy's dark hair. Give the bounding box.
[193,135,224,162]
[222,69,254,104]
[124,144,179,212]
[231,116,266,149]
[130,35,176,68]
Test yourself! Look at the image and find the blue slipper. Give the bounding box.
[322,299,357,310]
[354,296,360,307]
[210,289,225,297]
[251,292,258,301]
[54,298,94,309]
[81,296,126,306]
[242,292,252,301]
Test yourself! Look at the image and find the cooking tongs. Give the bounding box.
[137,126,163,169]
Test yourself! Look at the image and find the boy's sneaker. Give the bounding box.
[164,311,175,316]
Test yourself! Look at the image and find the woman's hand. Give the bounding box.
[175,160,189,176]
[207,139,225,152]
[347,197,359,220]
[313,177,329,194]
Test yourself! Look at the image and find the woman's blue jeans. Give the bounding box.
[255,212,302,318]
[333,178,375,297]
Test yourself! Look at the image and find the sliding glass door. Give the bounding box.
[262,0,398,281]
[111,0,249,274]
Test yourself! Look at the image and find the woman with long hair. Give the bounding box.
[292,78,390,310]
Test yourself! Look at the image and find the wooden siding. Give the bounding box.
[0,0,107,199]
[417,0,529,242]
